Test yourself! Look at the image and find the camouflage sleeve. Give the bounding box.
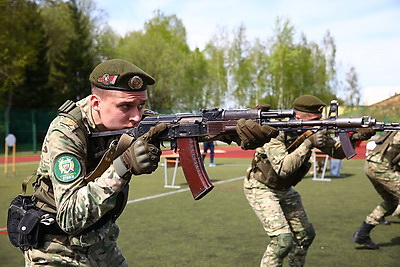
[319,136,346,159]
[264,132,312,177]
[393,131,400,144]
[47,116,125,235]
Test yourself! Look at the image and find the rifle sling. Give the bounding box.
[20,173,36,195]
[286,130,313,152]
[85,134,134,182]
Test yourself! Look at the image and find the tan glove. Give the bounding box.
[113,123,167,176]
[306,130,327,149]
[236,119,278,150]
[351,128,376,141]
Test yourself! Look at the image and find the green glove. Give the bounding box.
[114,123,167,176]
[236,119,278,150]
[351,128,376,141]
[306,130,327,149]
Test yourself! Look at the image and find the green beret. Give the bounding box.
[89,59,155,91]
[293,95,326,113]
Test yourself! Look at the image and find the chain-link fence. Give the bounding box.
[0,107,192,154]
[1,109,57,153]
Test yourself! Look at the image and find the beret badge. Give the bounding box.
[97,74,117,85]
[128,76,144,90]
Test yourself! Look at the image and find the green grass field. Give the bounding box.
[1,158,399,266]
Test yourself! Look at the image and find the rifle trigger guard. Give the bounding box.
[170,139,178,152]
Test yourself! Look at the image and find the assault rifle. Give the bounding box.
[92,100,400,200]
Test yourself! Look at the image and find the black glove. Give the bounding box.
[307,130,327,148]
[351,128,376,141]
[114,123,167,176]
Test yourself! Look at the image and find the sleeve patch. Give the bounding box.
[53,154,82,182]
[64,117,77,126]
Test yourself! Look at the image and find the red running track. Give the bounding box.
[0,142,367,164]
[162,142,367,159]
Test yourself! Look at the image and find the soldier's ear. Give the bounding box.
[90,94,100,111]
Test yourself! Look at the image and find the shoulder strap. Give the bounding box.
[58,100,87,137]
[20,173,36,195]
[286,130,313,153]
[375,131,392,145]
[58,99,77,114]
[372,131,396,155]
[85,133,134,182]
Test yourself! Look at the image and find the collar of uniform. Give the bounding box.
[76,96,96,131]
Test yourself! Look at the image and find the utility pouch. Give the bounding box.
[290,162,311,187]
[7,195,48,250]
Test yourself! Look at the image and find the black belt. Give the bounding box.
[41,212,112,236]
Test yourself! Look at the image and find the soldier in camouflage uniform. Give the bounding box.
[24,59,167,266]
[20,58,279,266]
[243,95,374,267]
[353,131,400,249]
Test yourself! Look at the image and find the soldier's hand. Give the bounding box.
[114,123,167,176]
[219,104,274,147]
[254,103,271,111]
[307,130,327,148]
[351,128,376,141]
[236,119,278,150]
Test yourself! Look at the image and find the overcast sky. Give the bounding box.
[93,0,400,104]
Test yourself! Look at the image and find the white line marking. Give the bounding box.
[127,176,244,204]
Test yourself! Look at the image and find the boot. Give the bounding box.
[352,222,379,249]
[379,217,391,225]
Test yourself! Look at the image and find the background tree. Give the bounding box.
[115,10,207,111]
[247,39,271,107]
[0,0,45,109]
[202,26,230,108]
[265,18,336,108]
[0,0,102,109]
[0,4,353,111]
[345,66,361,107]
[95,25,120,60]
[40,0,98,106]
[323,31,338,94]
[227,24,253,107]
[267,18,298,108]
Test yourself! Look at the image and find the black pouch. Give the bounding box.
[291,161,311,187]
[7,195,47,250]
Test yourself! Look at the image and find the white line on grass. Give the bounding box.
[127,176,245,204]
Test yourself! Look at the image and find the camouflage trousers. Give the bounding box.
[24,221,127,266]
[244,177,315,267]
[364,160,400,225]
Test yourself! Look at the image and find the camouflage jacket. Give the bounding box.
[33,96,129,236]
[246,131,346,190]
[366,131,400,170]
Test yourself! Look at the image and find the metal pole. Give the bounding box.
[32,110,37,153]
[12,143,16,175]
[4,142,8,176]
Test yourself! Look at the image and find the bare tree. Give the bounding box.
[345,66,361,107]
